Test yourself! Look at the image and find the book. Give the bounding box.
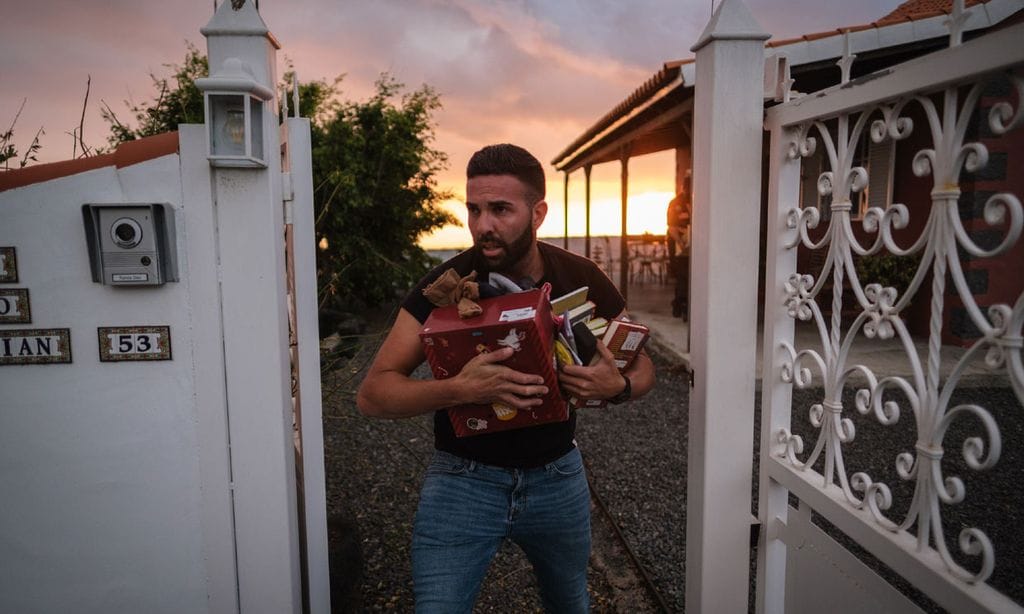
[553,335,577,368]
[571,321,600,366]
[586,317,608,338]
[566,300,596,326]
[567,318,650,410]
[550,286,589,316]
[602,319,650,371]
[558,312,582,364]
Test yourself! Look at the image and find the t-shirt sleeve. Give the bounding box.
[402,265,445,324]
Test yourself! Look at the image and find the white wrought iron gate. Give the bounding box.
[756,16,1024,614]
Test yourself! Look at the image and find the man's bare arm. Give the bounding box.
[356,308,550,419]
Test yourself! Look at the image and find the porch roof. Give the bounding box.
[550,0,1015,173]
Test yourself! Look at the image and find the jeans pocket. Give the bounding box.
[425,452,470,476]
[547,448,584,477]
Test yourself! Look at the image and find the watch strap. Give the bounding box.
[608,375,631,404]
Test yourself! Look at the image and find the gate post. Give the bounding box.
[199,2,302,611]
[685,0,769,612]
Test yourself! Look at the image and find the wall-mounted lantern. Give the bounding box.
[196,57,274,168]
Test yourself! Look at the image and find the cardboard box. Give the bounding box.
[419,288,566,437]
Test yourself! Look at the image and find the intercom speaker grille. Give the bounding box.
[101,252,156,267]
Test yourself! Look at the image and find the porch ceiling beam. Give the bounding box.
[557,95,693,173]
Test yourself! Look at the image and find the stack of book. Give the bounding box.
[549,286,649,409]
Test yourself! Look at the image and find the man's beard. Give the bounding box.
[474,222,534,273]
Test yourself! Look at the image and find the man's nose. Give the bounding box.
[474,210,496,234]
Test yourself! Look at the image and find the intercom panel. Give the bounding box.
[82,203,178,286]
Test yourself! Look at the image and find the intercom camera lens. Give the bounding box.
[115,224,136,242]
[111,217,143,249]
[140,256,152,266]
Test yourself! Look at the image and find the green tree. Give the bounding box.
[312,75,456,318]
[102,42,207,145]
[104,46,455,323]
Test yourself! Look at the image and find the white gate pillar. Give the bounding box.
[199,2,302,612]
[686,0,769,611]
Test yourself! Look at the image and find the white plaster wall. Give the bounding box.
[0,136,228,613]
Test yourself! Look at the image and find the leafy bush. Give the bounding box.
[854,252,922,295]
[311,76,456,318]
[1,101,43,170]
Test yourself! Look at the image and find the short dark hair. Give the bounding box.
[466,144,546,204]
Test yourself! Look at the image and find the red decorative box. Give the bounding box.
[419,288,566,437]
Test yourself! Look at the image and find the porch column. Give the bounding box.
[685,1,769,612]
[563,171,570,250]
[584,164,593,258]
[619,149,630,301]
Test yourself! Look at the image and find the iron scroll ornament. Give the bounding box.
[774,71,1024,584]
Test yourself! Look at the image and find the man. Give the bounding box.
[356,143,655,613]
[666,188,691,318]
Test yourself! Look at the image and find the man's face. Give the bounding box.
[466,175,546,272]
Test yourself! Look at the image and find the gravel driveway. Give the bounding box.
[321,332,1022,612]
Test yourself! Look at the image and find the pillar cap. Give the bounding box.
[201,0,280,48]
[691,0,770,53]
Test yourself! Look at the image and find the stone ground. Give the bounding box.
[320,330,685,612]
[319,311,1023,613]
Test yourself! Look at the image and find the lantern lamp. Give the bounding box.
[196,57,274,168]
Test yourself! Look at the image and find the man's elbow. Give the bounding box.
[355,383,382,417]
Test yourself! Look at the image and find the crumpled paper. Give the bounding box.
[422,268,482,318]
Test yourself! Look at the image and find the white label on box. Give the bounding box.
[499,307,535,322]
[112,273,149,282]
[622,331,645,352]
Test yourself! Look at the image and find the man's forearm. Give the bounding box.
[356,370,467,419]
[622,352,656,400]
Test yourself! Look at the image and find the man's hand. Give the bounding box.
[454,346,549,409]
[558,343,626,401]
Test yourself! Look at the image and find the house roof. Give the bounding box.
[551,0,1016,172]
[764,0,987,48]
[0,131,180,193]
[878,0,985,23]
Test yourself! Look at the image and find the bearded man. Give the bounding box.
[357,143,655,613]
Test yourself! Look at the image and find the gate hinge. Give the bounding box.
[281,171,294,202]
[282,171,295,225]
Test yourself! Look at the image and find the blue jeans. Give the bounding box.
[411,447,591,613]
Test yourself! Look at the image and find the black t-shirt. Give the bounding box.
[402,241,625,468]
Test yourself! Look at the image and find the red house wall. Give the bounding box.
[941,79,1024,346]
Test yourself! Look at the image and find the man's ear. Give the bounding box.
[532,199,548,231]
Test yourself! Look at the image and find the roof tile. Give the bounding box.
[0,131,179,193]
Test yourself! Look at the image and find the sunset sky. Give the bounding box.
[2,0,900,248]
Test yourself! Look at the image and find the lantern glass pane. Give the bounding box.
[210,94,246,157]
[249,96,264,162]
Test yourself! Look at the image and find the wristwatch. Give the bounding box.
[608,375,632,404]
